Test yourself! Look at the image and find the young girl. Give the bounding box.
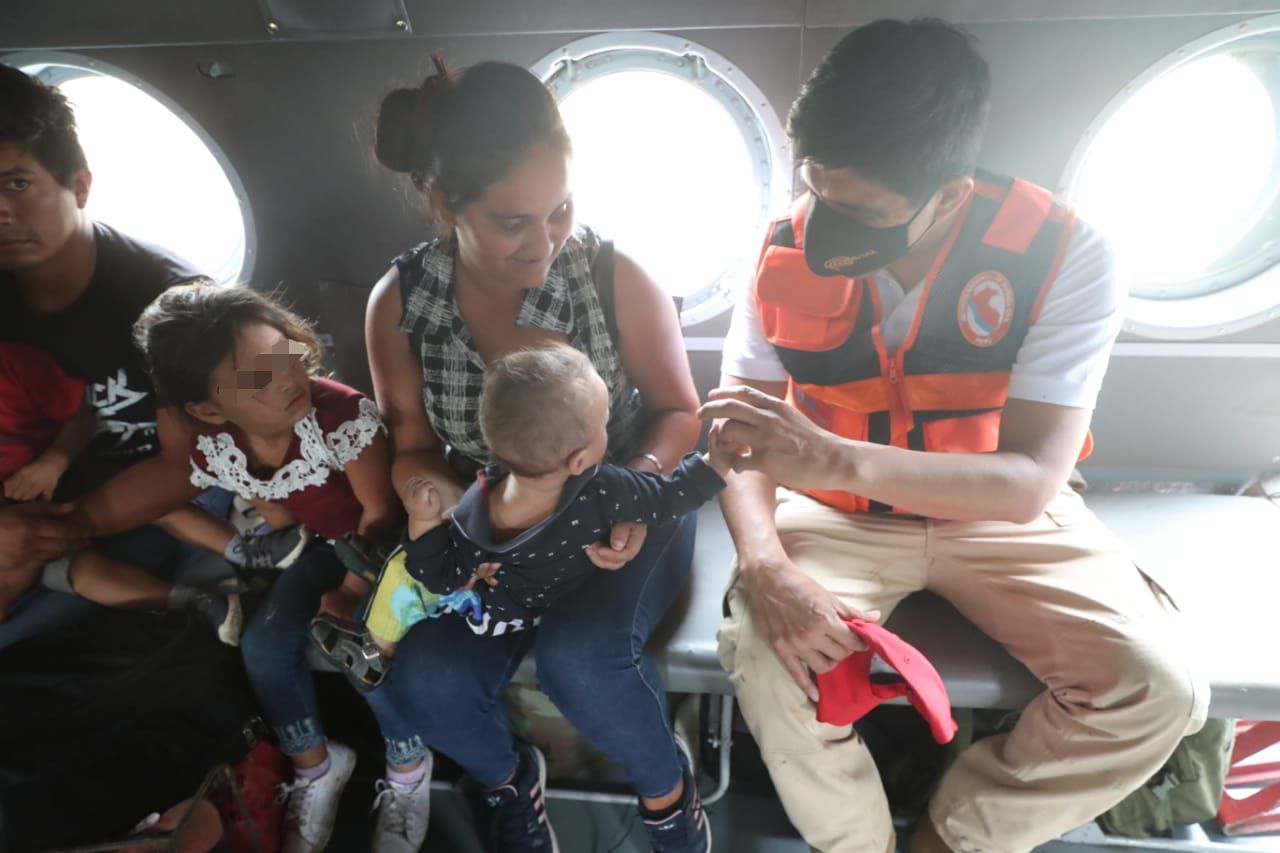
[132,282,401,853]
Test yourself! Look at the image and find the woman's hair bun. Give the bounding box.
[374,55,452,174]
[374,87,420,173]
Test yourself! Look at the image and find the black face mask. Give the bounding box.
[803,192,931,278]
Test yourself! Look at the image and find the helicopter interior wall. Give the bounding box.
[3,0,1279,480]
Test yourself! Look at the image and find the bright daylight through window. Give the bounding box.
[1062,15,1280,338]
[537,34,789,325]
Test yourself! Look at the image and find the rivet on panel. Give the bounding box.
[266,21,280,35]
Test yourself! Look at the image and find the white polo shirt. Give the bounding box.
[721,217,1126,410]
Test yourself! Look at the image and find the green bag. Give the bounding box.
[1097,718,1235,837]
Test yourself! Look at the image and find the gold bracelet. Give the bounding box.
[637,452,664,475]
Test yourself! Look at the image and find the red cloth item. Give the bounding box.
[0,341,86,480]
[210,739,288,852]
[815,619,959,744]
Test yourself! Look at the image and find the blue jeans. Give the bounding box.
[237,538,426,760]
[0,488,235,651]
[368,512,697,797]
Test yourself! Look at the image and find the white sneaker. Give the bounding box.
[278,741,357,853]
[371,752,434,853]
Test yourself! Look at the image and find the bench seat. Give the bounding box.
[514,493,1280,721]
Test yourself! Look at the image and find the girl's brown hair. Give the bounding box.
[133,282,323,412]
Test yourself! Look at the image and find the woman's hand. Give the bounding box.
[586,521,648,570]
[123,797,223,853]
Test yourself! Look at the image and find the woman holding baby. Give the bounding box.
[356,57,712,853]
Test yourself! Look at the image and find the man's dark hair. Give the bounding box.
[787,18,991,203]
[0,63,88,186]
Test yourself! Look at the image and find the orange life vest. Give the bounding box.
[754,171,1089,513]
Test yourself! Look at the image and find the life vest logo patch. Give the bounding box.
[957,271,1015,348]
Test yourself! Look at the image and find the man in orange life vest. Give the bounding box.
[702,19,1208,853]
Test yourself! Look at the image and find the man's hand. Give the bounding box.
[3,454,68,502]
[698,385,848,491]
[586,521,648,570]
[739,555,880,702]
[0,501,83,571]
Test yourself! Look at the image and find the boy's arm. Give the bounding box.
[601,451,727,527]
[2,401,98,501]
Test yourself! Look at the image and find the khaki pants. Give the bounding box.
[718,488,1209,853]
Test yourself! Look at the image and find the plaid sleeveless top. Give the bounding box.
[395,224,645,469]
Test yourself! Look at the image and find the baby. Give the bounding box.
[311,345,733,688]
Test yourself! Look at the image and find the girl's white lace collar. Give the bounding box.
[189,397,384,501]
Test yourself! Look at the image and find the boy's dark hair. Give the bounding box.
[375,56,571,223]
[787,18,991,203]
[480,346,602,478]
[0,63,88,186]
[133,283,324,413]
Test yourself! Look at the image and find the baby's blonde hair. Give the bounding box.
[479,345,604,477]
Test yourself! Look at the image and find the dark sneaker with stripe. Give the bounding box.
[642,736,711,852]
[479,742,558,852]
[239,525,313,570]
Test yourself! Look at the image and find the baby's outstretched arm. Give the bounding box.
[601,443,731,531]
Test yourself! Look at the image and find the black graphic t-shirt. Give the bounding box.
[0,223,209,496]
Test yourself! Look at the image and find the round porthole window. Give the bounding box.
[9,52,254,284]
[1060,15,1280,339]
[533,33,791,326]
